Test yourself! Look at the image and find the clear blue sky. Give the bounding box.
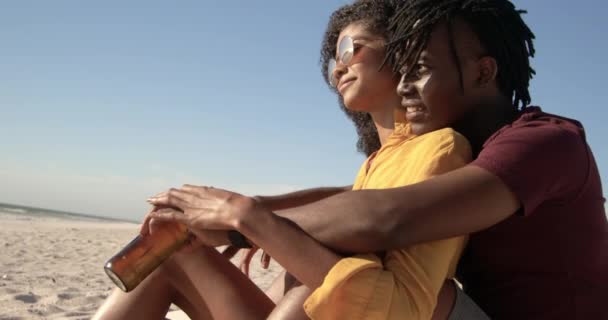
[1,0,606,221]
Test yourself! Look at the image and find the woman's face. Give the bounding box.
[332,23,400,113]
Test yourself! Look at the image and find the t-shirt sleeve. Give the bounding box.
[472,123,588,215]
[303,254,400,320]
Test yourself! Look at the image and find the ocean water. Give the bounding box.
[0,202,135,223]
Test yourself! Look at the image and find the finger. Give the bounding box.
[181,184,223,198]
[147,188,194,210]
[148,191,168,200]
[148,217,171,235]
[141,204,176,236]
[261,251,271,269]
[239,246,258,276]
[148,209,190,225]
[181,184,206,193]
[221,246,240,259]
[241,250,252,276]
[239,249,249,274]
[139,210,153,236]
[149,208,183,235]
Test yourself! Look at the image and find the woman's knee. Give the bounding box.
[155,249,208,296]
[268,284,312,320]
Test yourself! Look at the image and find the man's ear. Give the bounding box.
[476,56,498,88]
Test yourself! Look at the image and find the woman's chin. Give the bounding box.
[343,95,373,113]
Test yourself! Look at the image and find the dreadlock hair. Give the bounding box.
[386,0,536,110]
[320,0,397,156]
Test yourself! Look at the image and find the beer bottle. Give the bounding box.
[104,222,189,292]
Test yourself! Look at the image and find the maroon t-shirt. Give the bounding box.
[459,107,608,319]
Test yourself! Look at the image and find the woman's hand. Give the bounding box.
[146,184,271,237]
[138,205,232,249]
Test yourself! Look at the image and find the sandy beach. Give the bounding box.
[0,211,282,320]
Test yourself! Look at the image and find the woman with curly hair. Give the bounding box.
[94,1,471,319]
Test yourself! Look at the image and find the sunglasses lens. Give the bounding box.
[341,50,353,65]
[329,36,356,88]
[338,36,354,65]
[328,59,337,87]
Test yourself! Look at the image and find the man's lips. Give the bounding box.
[402,99,426,121]
[401,99,424,109]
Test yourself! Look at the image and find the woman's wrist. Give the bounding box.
[237,200,277,247]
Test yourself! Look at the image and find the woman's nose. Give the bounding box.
[333,62,348,84]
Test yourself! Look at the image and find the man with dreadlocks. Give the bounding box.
[259,1,606,319]
[96,1,605,319]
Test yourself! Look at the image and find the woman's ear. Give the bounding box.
[476,56,498,88]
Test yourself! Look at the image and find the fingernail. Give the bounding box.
[147,198,155,202]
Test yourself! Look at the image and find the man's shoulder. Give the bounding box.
[486,107,586,148]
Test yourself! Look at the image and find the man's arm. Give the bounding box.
[255,185,352,211]
[277,165,519,253]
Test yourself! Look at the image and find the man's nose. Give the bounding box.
[397,73,415,97]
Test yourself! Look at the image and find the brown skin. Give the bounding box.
[270,19,519,252]
[333,23,401,144]
[142,21,495,319]
[156,18,516,317]
[97,20,512,320]
[146,18,400,301]
[94,23,403,320]
[95,18,520,320]
[397,20,482,136]
[148,185,341,289]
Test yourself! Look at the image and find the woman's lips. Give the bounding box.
[338,78,355,93]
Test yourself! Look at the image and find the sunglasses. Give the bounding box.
[327,36,363,88]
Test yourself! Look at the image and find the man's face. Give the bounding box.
[396,19,487,135]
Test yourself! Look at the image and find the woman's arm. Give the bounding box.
[148,186,342,289]
[240,206,341,289]
[255,185,352,211]
[147,165,519,256]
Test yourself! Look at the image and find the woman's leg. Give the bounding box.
[93,260,180,320]
[265,269,302,303]
[266,271,312,320]
[268,283,312,320]
[93,247,275,320]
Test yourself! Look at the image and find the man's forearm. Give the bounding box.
[255,185,351,211]
[276,188,402,253]
[275,166,520,254]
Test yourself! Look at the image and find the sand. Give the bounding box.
[0,212,282,320]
